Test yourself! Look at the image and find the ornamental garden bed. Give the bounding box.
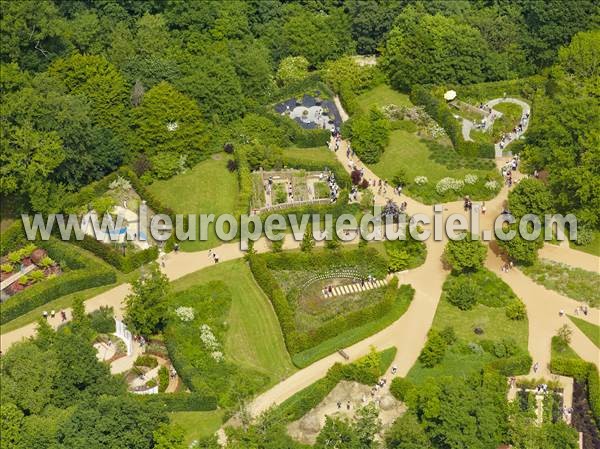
[1,244,62,297]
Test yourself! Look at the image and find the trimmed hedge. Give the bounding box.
[0,240,116,324]
[134,392,217,412]
[0,220,28,255]
[550,357,600,425]
[68,234,158,273]
[486,353,532,376]
[234,145,253,215]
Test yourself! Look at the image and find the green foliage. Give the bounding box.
[418,331,448,368]
[129,81,206,168]
[383,7,506,91]
[89,306,115,334]
[390,377,415,402]
[444,277,477,310]
[385,412,432,449]
[505,300,527,321]
[124,262,170,336]
[300,224,315,252]
[276,56,310,86]
[158,366,169,393]
[343,108,390,163]
[134,355,159,369]
[508,178,553,219]
[443,234,487,273]
[497,224,544,266]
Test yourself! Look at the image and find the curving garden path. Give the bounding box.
[1,97,598,427]
[461,97,531,157]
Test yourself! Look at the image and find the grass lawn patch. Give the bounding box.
[568,315,600,348]
[521,259,600,307]
[408,269,529,383]
[147,155,239,252]
[570,230,600,257]
[551,335,581,360]
[170,259,295,385]
[169,410,225,445]
[369,130,501,204]
[356,84,412,113]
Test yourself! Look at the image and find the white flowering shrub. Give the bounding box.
[382,104,406,120]
[485,180,499,191]
[414,176,428,185]
[464,174,478,184]
[436,177,464,194]
[199,324,223,362]
[109,176,131,192]
[175,306,195,322]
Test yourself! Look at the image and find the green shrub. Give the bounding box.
[134,355,159,368]
[506,300,527,320]
[439,326,457,345]
[1,263,13,273]
[486,353,532,376]
[418,331,447,368]
[158,366,169,393]
[390,377,415,401]
[89,306,115,333]
[445,277,477,310]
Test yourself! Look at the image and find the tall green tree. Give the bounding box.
[124,262,170,336]
[443,234,487,273]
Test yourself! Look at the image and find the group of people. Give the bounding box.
[207,249,219,263]
[42,309,68,321]
[498,112,529,150]
[501,260,514,272]
[326,172,340,202]
[573,305,589,316]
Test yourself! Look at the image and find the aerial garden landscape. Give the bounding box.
[1,1,599,449]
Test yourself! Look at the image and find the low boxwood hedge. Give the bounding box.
[134,392,217,411]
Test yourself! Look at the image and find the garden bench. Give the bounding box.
[338,349,349,360]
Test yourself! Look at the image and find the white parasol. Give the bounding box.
[444,90,457,101]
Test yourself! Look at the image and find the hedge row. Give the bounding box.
[277,347,396,422]
[442,75,546,104]
[0,220,28,255]
[67,234,158,273]
[410,86,495,159]
[234,145,253,215]
[550,357,600,425]
[0,241,117,324]
[249,249,395,357]
[486,353,532,376]
[133,392,217,412]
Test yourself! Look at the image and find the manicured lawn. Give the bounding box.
[568,315,600,348]
[551,336,581,360]
[570,231,600,257]
[355,84,412,112]
[369,130,502,204]
[521,259,600,308]
[169,410,225,445]
[282,147,340,166]
[170,259,295,384]
[147,155,239,252]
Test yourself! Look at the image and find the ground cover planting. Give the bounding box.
[521,259,600,307]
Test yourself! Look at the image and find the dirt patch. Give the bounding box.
[287,380,405,445]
